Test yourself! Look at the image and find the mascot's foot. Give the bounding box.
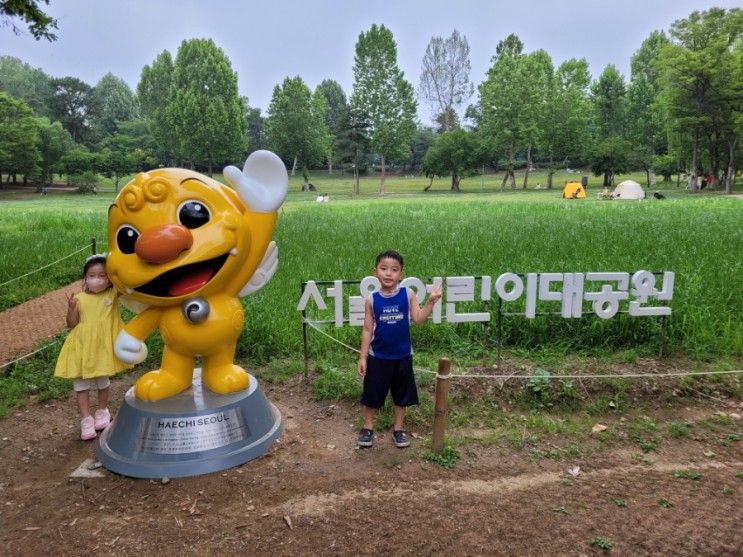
[202,364,249,395]
[134,370,193,401]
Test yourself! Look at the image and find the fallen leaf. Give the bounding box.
[23,527,41,531]
[567,466,581,478]
[283,515,293,530]
[703,450,716,458]
[591,424,608,433]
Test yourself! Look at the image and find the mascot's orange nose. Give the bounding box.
[135,224,193,264]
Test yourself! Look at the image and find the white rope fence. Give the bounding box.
[0,244,92,288]
[303,319,743,380]
[0,339,60,370]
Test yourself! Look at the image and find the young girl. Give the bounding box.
[55,254,131,440]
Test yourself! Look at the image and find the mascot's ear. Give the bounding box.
[223,150,288,212]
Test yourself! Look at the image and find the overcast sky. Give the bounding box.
[3,0,738,124]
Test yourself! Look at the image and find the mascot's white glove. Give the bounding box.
[115,330,148,364]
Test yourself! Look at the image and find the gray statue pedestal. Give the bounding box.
[96,369,282,479]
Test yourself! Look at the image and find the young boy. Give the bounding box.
[357,250,442,448]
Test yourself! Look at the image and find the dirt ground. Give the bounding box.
[1,361,741,557]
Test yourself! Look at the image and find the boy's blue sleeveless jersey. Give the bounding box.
[369,287,412,360]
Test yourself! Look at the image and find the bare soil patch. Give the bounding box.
[1,361,742,556]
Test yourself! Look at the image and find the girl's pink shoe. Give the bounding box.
[94,408,111,431]
[80,416,96,440]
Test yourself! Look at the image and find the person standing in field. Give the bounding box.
[357,250,441,448]
[55,254,131,440]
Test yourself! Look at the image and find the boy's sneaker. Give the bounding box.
[357,428,373,448]
[94,408,111,431]
[80,416,96,441]
[393,430,410,448]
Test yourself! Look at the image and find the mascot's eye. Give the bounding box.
[178,200,210,229]
[116,225,140,254]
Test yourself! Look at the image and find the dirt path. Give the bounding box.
[0,282,78,365]
[0,288,741,554]
[1,369,741,556]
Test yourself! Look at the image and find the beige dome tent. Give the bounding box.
[612,180,645,200]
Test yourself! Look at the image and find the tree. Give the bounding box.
[47,76,94,144]
[591,136,633,186]
[90,73,138,138]
[167,39,246,175]
[539,58,592,189]
[0,92,41,183]
[0,56,52,117]
[407,125,437,173]
[265,76,330,183]
[590,66,628,186]
[137,50,177,165]
[418,30,474,131]
[350,24,417,194]
[316,79,348,173]
[657,8,743,191]
[519,49,552,188]
[1,0,57,41]
[591,65,627,140]
[36,116,73,185]
[421,128,481,191]
[627,31,670,186]
[478,33,528,190]
[245,105,266,154]
[58,144,98,185]
[99,119,155,191]
[334,111,369,195]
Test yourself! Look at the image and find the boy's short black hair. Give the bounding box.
[375,250,404,267]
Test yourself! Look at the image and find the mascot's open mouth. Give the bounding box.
[135,254,229,297]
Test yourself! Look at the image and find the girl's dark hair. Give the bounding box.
[375,250,404,267]
[83,254,107,277]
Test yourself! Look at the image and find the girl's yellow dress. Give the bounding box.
[55,289,131,379]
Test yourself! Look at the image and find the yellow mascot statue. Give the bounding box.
[107,150,288,402]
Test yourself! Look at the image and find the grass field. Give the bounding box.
[1,170,740,357]
[0,169,741,416]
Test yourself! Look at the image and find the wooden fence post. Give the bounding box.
[431,357,451,453]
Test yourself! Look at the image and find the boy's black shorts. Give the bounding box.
[360,355,418,408]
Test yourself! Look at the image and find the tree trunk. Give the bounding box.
[523,143,532,189]
[208,162,213,177]
[328,156,333,175]
[725,135,737,194]
[547,154,554,190]
[291,156,297,177]
[508,145,516,189]
[353,165,360,195]
[378,156,385,195]
[451,172,460,192]
[687,129,699,191]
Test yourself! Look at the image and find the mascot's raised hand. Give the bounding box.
[107,150,288,401]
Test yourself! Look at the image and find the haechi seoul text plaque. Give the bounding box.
[96,369,282,479]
